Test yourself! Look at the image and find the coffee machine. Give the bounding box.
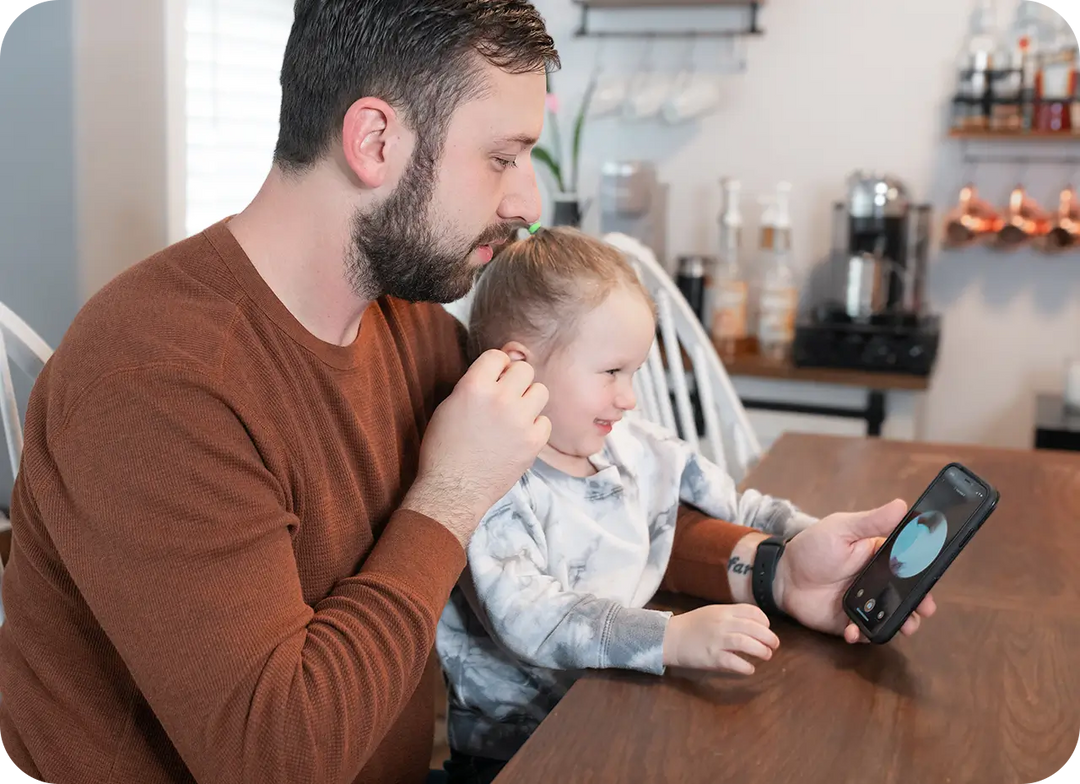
[793,171,941,376]
[599,161,670,273]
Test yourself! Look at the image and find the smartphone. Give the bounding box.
[843,463,999,644]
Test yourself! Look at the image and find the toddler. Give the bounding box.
[436,226,816,783]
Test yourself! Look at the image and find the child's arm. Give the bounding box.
[466,486,670,675]
[679,451,817,537]
[630,417,816,538]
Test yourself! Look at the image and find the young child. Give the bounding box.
[436,226,816,782]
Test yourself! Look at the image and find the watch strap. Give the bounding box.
[752,536,787,617]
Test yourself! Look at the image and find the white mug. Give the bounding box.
[624,71,672,121]
[589,72,630,118]
[663,72,722,123]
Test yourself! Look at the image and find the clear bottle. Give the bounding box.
[1010,1,1043,130]
[953,0,997,131]
[757,182,798,363]
[990,20,1025,131]
[710,178,749,361]
[1038,17,1077,132]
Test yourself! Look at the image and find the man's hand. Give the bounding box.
[774,499,938,643]
[403,350,550,546]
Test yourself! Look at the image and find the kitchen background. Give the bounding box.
[3,0,1080,505]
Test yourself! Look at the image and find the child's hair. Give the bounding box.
[467,226,655,361]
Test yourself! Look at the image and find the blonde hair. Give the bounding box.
[468,226,655,361]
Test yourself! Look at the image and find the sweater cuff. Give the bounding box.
[361,509,467,616]
[601,606,671,676]
[783,511,819,537]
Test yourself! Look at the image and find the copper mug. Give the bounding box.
[943,184,1003,248]
[994,185,1052,250]
[1042,187,1080,253]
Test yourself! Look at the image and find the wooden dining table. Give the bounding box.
[494,433,1080,784]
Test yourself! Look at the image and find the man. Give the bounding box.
[0,2,934,783]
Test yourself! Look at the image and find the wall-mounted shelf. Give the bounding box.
[949,129,1080,141]
[573,0,763,39]
[950,129,1080,165]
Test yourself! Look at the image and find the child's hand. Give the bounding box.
[662,604,779,675]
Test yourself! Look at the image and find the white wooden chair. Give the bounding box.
[1,301,54,541]
[602,232,763,483]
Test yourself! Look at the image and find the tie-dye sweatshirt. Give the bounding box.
[435,415,816,761]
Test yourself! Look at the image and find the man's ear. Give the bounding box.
[340,97,404,188]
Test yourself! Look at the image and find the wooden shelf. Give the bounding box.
[573,0,762,37]
[576,0,761,7]
[720,351,931,391]
[949,129,1080,141]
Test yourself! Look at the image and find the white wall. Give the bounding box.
[0,0,171,506]
[0,0,79,506]
[73,0,171,301]
[532,0,1080,449]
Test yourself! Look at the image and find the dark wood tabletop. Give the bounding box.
[495,434,1080,784]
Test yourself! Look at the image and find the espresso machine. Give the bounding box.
[793,171,941,376]
[599,161,670,273]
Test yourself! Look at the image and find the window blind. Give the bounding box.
[184,0,293,237]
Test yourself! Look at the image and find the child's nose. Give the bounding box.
[615,384,637,411]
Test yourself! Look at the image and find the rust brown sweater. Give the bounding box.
[0,219,748,784]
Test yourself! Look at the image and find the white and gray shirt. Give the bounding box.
[435,415,816,761]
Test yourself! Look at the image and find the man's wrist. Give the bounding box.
[772,550,791,616]
[727,532,767,605]
[401,476,480,548]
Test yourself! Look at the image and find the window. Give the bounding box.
[183,0,293,237]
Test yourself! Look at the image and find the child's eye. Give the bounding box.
[605,369,620,377]
[494,157,518,170]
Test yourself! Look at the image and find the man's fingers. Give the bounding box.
[845,499,908,541]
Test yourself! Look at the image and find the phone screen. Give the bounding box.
[845,468,986,635]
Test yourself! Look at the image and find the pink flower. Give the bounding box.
[545,93,561,114]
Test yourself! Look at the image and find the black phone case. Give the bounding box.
[842,462,999,645]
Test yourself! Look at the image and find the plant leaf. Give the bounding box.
[571,76,597,195]
[532,146,564,193]
[548,110,564,175]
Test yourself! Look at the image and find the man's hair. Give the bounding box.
[274,0,560,172]
[468,226,656,361]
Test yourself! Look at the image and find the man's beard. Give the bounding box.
[348,143,520,304]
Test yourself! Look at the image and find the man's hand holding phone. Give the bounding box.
[773,499,939,643]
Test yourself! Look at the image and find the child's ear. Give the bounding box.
[502,341,532,364]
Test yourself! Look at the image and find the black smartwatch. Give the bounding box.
[752,536,788,617]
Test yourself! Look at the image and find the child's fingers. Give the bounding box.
[718,652,756,675]
[729,618,780,650]
[725,633,774,662]
[730,603,771,627]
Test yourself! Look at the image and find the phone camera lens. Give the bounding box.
[864,599,876,612]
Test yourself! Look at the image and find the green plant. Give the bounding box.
[533,73,596,196]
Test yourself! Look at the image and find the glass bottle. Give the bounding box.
[990,24,1024,131]
[953,0,997,132]
[1010,1,1044,130]
[1039,19,1078,132]
[757,183,798,363]
[711,178,749,361]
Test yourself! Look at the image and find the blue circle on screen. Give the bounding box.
[889,510,948,579]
